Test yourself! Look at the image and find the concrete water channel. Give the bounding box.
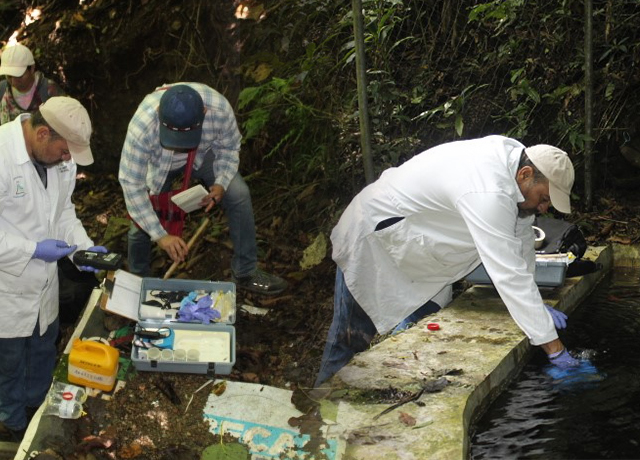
[317,245,625,460]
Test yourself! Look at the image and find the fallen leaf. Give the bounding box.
[119,442,143,458]
[242,372,259,383]
[382,360,409,369]
[212,380,227,396]
[607,236,632,244]
[399,411,416,427]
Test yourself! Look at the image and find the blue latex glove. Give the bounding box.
[548,348,580,369]
[545,303,568,329]
[88,246,108,253]
[78,245,108,273]
[33,239,77,262]
[545,358,606,391]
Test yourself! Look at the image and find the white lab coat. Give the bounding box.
[331,135,557,345]
[0,114,94,338]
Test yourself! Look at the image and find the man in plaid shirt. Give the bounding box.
[119,83,287,295]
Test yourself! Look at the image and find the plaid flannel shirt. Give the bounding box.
[119,82,242,241]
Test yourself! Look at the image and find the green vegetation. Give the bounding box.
[232,1,639,217]
[5,0,639,232]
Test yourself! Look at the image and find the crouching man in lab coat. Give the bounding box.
[0,97,106,441]
[315,135,581,387]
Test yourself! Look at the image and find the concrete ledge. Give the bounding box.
[611,243,640,267]
[320,246,612,460]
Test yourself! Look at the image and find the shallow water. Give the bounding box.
[470,268,640,460]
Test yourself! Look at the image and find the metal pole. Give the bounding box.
[584,0,593,209]
[352,0,375,184]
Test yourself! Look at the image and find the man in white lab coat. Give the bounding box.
[316,135,579,387]
[0,97,104,441]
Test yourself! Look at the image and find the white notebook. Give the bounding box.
[170,184,208,213]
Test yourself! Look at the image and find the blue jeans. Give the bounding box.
[391,299,441,334]
[314,268,442,387]
[128,151,258,277]
[0,317,59,430]
[314,268,378,387]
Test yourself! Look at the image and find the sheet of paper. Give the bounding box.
[102,269,142,320]
[170,184,208,213]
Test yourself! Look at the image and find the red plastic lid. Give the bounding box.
[427,323,440,331]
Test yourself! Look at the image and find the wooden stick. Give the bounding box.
[163,217,211,279]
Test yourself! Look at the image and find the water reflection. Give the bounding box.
[470,268,640,459]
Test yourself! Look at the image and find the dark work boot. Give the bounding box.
[233,268,287,295]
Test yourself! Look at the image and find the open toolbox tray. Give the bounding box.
[131,278,236,376]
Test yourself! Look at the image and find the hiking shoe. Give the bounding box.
[233,269,287,295]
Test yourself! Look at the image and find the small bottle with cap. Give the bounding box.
[50,381,88,403]
[43,398,84,419]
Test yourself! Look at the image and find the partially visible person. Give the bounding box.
[0,42,97,330]
[0,42,65,124]
[316,135,588,387]
[119,82,287,295]
[0,96,105,442]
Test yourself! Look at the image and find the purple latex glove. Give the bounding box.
[181,305,219,323]
[196,295,213,310]
[196,295,220,322]
[78,245,109,273]
[548,349,580,369]
[179,295,220,323]
[33,239,77,262]
[545,303,568,329]
[194,307,220,323]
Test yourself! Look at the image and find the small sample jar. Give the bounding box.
[186,349,200,362]
[160,349,174,361]
[147,347,161,361]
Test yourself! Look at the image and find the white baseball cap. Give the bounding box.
[40,97,94,166]
[0,43,35,77]
[525,145,574,214]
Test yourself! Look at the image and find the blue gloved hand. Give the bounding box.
[545,357,605,391]
[78,245,108,273]
[33,239,77,262]
[548,348,580,369]
[545,303,567,329]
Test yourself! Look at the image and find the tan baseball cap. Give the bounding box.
[525,145,574,213]
[40,97,94,166]
[0,43,35,77]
